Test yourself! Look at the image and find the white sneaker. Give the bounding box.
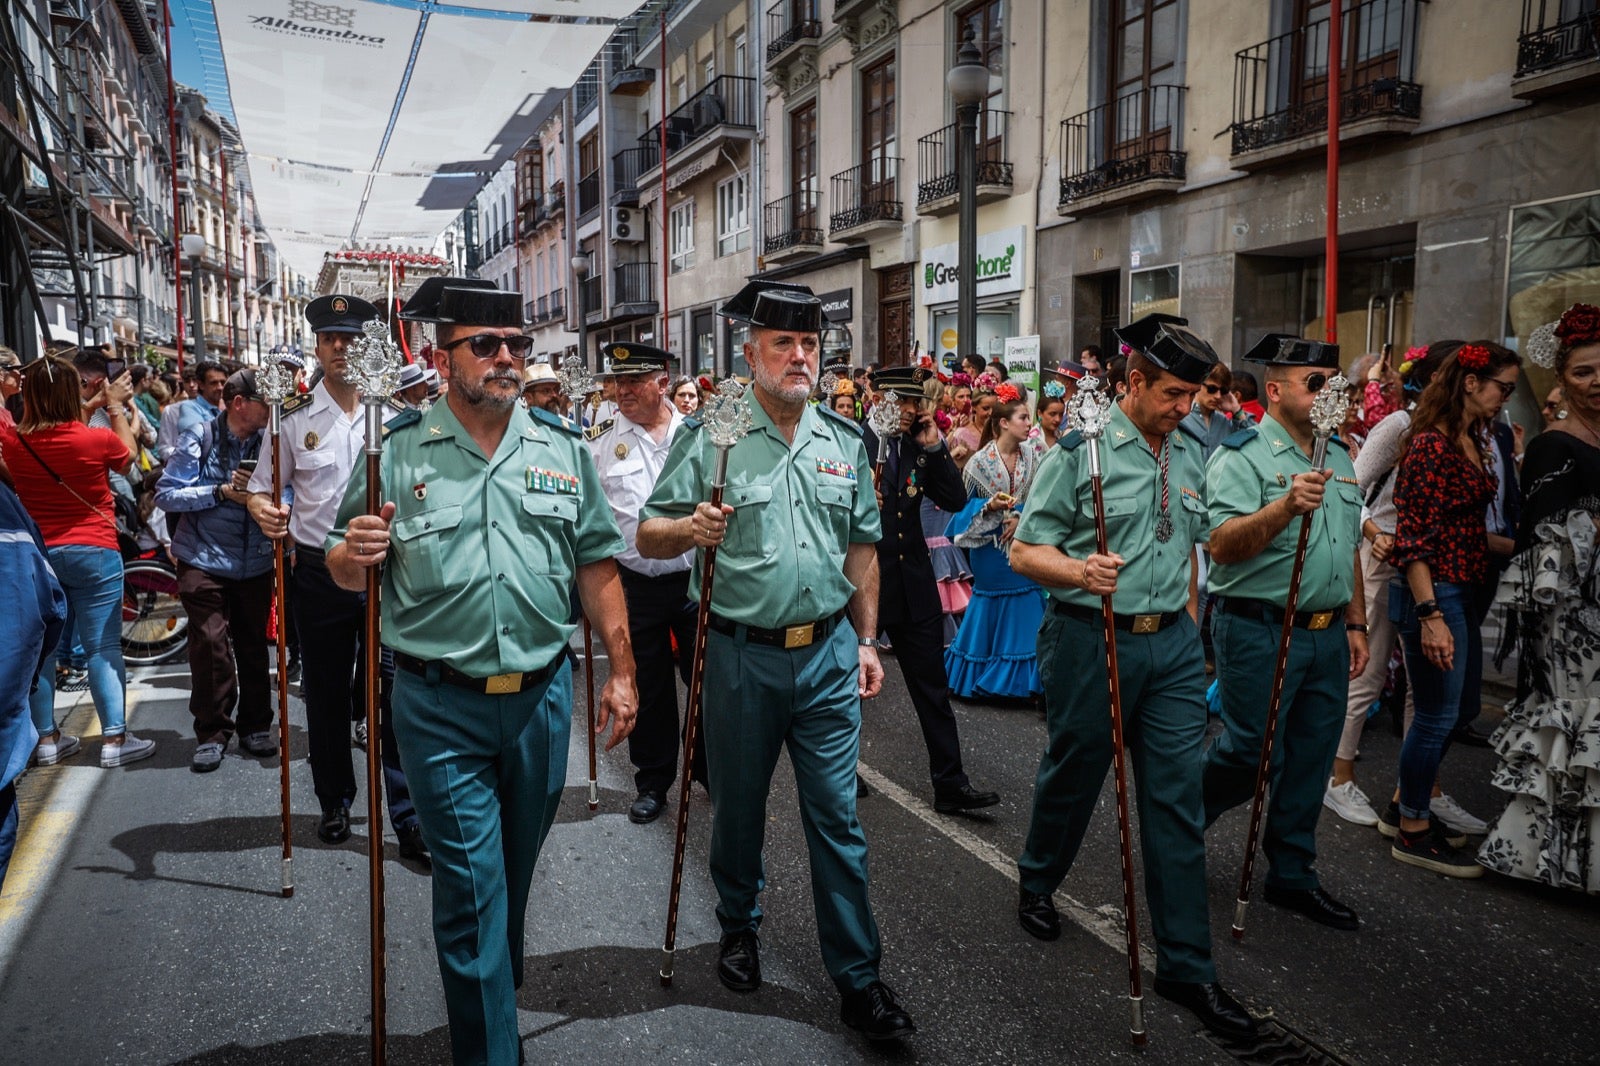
[33,732,82,766]
[1323,778,1380,826]
[1430,792,1488,835]
[101,733,156,768]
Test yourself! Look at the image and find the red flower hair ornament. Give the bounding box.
[1455,344,1491,372]
[1555,303,1600,350]
[995,382,1021,403]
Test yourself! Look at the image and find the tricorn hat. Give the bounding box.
[721,281,822,333]
[1113,313,1220,385]
[398,276,516,326]
[1242,333,1340,368]
[305,294,379,335]
[870,365,935,401]
[598,342,671,377]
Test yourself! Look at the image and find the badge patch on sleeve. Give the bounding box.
[816,458,856,481]
[527,466,579,494]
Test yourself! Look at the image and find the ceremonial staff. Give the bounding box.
[867,398,901,489]
[257,353,297,899]
[660,378,753,988]
[349,318,403,1065]
[558,355,601,811]
[1231,374,1351,941]
[1068,375,1146,1046]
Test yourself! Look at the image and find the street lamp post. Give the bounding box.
[572,251,592,373]
[947,31,988,373]
[181,232,207,362]
[254,316,264,363]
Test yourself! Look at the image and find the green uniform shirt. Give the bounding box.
[330,399,624,678]
[641,397,880,628]
[1203,413,1361,612]
[1015,401,1208,614]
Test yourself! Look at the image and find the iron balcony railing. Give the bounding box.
[829,157,902,233]
[764,189,823,254]
[577,171,601,216]
[613,261,655,307]
[637,75,757,163]
[916,110,1013,206]
[546,288,566,321]
[525,299,536,322]
[574,61,601,116]
[1516,0,1600,76]
[580,275,604,317]
[1059,85,1188,205]
[612,146,656,200]
[766,0,822,63]
[1231,0,1422,155]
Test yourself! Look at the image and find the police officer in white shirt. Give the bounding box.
[245,293,427,864]
[585,342,702,824]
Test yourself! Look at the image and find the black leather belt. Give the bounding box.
[394,651,560,696]
[1052,600,1183,634]
[294,542,324,559]
[1219,596,1347,632]
[706,608,847,649]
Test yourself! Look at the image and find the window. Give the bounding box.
[703,54,716,88]
[861,54,896,190]
[578,134,599,179]
[716,174,750,256]
[790,100,818,228]
[957,0,1005,112]
[670,200,696,274]
[1106,0,1181,162]
[1130,264,1181,319]
[731,30,747,77]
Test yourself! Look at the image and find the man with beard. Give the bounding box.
[327,279,636,1064]
[522,362,562,415]
[638,281,915,1044]
[245,295,428,865]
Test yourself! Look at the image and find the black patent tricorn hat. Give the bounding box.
[720,280,821,333]
[1113,313,1220,385]
[1242,333,1341,368]
[398,276,502,324]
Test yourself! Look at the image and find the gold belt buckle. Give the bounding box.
[1131,614,1161,635]
[1307,611,1335,631]
[485,672,523,695]
[783,622,816,649]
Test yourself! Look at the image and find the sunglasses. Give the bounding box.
[1486,379,1516,400]
[441,333,535,360]
[1300,373,1329,393]
[1202,383,1222,394]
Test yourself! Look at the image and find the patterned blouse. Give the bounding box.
[1391,428,1494,585]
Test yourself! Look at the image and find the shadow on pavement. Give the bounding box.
[166,1028,453,1065]
[551,783,635,824]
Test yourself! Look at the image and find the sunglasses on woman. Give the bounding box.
[440,333,536,360]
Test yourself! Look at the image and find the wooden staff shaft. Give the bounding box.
[583,617,598,811]
[362,427,387,1065]
[1089,462,1146,1046]
[272,425,293,898]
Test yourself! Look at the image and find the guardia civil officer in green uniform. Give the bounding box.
[1010,314,1262,1041]
[327,278,638,1066]
[638,281,916,1044]
[1201,333,1369,930]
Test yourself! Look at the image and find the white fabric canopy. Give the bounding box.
[213,0,637,277]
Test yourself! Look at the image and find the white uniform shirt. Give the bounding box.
[588,405,693,577]
[247,381,376,548]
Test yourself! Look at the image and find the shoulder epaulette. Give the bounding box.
[1220,426,1258,450]
[818,403,865,438]
[381,407,422,437]
[679,415,703,431]
[1058,429,1084,451]
[387,396,407,413]
[534,407,582,437]
[582,417,614,441]
[1328,433,1350,451]
[281,392,313,416]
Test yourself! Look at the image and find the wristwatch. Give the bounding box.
[857,638,880,649]
[1346,622,1368,634]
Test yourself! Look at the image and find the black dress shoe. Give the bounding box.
[841,981,916,1042]
[1263,883,1359,931]
[398,824,432,869]
[933,783,1001,813]
[629,790,667,825]
[1153,978,1260,1041]
[856,774,870,799]
[1018,889,1061,941]
[717,930,761,992]
[317,806,351,845]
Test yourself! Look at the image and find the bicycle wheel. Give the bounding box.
[122,558,188,665]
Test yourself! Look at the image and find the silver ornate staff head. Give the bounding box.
[256,354,296,407]
[818,369,841,400]
[1065,373,1114,441]
[702,378,754,450]
[868,396,902,442]
[347,319,403,404]
[557,354,598,404]
[1310,373,1352,440]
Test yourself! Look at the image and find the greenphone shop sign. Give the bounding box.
[921,225,1026,305]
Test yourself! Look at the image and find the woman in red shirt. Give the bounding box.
[2,356,155,768]
[1386,341,1520,878]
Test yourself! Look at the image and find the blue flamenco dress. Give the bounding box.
[942,440,1045,700]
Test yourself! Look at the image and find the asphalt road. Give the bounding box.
[0,645,1593,1065]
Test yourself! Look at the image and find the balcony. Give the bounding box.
[1230,0,1422,169]
[1058,86,1187,215]
[829,158,903,242]
[611,261,656,319]
[528,289,567,325]
[1513,2,1600,99]
[612,146,656,206]
[766,1,821,74]
[538,184,565,231]
[916,110,1014,216]
[574,62,601,117]
[580,275,604,322]
[763,190,824,262]
[577,171,601,218]
[637,75,757,182]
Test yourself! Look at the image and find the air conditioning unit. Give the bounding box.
[609,206,644,243]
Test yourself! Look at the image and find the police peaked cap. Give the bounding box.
[398,276,520,327]
[721,280,822,333]
[870,365,935,401]
[1242,333,1341,368]
[305,294,379,334]
[1113,313,1219,385]
[598,342,671,376]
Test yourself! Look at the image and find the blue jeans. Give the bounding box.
[31,546,127,738]
[1391,581,1483,820]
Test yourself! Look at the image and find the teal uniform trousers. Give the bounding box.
[702,618,882,994]
[1018,610,1216,984]
[1202,612,1349,890]
[390,663,572,1066]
